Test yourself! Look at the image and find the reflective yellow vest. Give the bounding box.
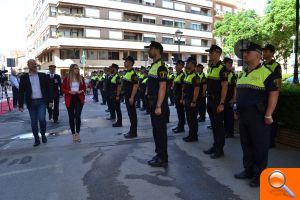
[207,63,224,80]
[111,73,120,84]
[174,72,184,83]
[149,60,168,78]
[184,73,197,84]
[123,70,135,82]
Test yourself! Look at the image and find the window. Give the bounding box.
[60,49,80,59]
[124,32,142,41]
[162,37,173,44]
[124,13,142,22]
[191,39,202,46]
[109,31,122,40]
[143,34,156,43]
[108,51,119,60]
[87,50,98,60]
[174,3,185,11]
[162,53,169,62]
[172,53,181,62]
[99,50,108,59]
[85,7,100,18]
[223,6,232,13]
[50,6,57,17]
[202,24,209,31]
[191,23,201,31]
[85,28,100,38]
[109,11,122,20]
[162,0,173,9]
[162,19,173,27]
[175,21,185,28]
[174,40,185,45]
[191,6,200,14]
[142,52,148,61]
[143,15,156,24]
[71,29,83,38]
[50,28,57,37]
[201,55,208,63]
[202,40,208,47]
[143,0,155,6]
[124,51,138,60]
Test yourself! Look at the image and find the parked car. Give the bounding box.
[284,74,300,84]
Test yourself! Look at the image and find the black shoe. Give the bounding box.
[183,137,198,142]
[41,135,47,144]
[234,170,253,179]
[33,141,41,147]
[207,125,213,129]
[148,158,168,167]
[203,147,215,155]
[112,122,122,127]
[106,117,115,120]
[124,133,137,138]
[53,120,59,124]
[210,151,224,159]
[173,128,185,134]
[249,177,260,187]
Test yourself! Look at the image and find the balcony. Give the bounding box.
[124,32,143,41]
[124,12,143,23]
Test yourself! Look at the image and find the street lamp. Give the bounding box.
[175,29,183,61]
[291,35,296,54]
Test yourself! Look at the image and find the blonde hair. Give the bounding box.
[68,64,83,85]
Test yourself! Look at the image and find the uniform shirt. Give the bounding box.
[183,71,200,102]
[173,71,185,99]
[29,72,43,99]
[197,72,207,95]
[206,61,228,95]
[147,59,168,97]
[167,73,175,88]
[10,75,19,89]
[263,59,282,79]
[226,71,237,102]
[236,64,279,108]
[122,69,138,98]
[110,73,121,96]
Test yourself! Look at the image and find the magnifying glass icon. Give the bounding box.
[268,170,296,198]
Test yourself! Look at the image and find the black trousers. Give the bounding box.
[92,88,99,102]
[111,96,122,124]
[48,96,60,121]
[141,89,146,109]
[270,111,278,146]
[175,98,185,129]
[239,108,270,177]
[199,97,207,120]
[207,96,225,153]
[185,101,198,138]
[125,98,137,135]
[100,89,106,104]
[136,90,141,107]
[107,94,114,118]
[12,86,19,107]
[67,95,83,134]
[224,102,234,136]
[149,96,168,161]
[169,89,174,105]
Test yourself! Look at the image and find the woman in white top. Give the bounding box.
[62,64,86,143]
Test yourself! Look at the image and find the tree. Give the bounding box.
[214,10,263,56]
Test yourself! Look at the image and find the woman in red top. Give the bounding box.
[62,64,86,142]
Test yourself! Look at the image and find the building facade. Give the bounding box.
[26,0,214,75]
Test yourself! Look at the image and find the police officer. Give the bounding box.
[195,64,207,122]
[91,71,99,102]
[223,57,237,138]
[172,60,186,133]
[104,68,113,116]
[168,67,175,106]
[234,42,279,187]
[182,57,200,142]
[146,41,169,167]
[136,68,143,109]
[141,70,150,115]
[262,44,282,148]
[98,70,106,105]
[109,64,122,127]
[139,66,147,111]
[203,45,228,159]
[47,65,61,123]
[122,56,139,138]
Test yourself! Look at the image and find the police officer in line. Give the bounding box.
[91,71,99,102]
[139,66,147,111]
[234,42,280,187]
[203,45,228,159]
[97,70,106,105]
[122,56,139,138]
[223,57,237,138]
[47,65,61,123]
[103,67,110,107]
[145,41,169,167]
[172,60,186,134]
[107,64,122,127]
[168,67,175,106]
[141,70,150,115]
[182,57,201,142]
[135,67,143,109]
[262,44,282,148]
[195,64,207,122]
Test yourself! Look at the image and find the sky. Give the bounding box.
[0,0,267,56]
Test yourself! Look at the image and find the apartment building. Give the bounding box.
[26,0,214,75]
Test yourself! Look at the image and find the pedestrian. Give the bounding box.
[109,64,122,127]
[47,65,62,123]
[122,56,139,138]
[182,57,200,142]
[61,64,86,143]
[203,45,228,159]
[223,58,237,138]
[195,64,207,122]
[146,41,169,167]
[10,70,19,108]
[262,44,282,148]
[18,59,53,147]
[234,42,280,187]
[172,60,186,134]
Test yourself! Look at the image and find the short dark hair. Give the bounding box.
[49,65,56,68]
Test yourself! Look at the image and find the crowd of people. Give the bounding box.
[16,40,281,188]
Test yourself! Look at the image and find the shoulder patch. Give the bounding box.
[159,71,168,78]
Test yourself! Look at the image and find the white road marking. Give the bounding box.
[0,164,60,177]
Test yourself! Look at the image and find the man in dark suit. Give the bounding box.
[47,65,61,123]
[19,59,53,147]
